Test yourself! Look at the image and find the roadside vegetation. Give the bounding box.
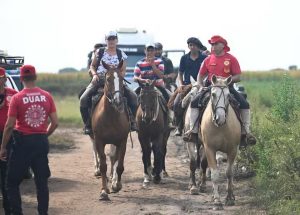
[38,70,300,214]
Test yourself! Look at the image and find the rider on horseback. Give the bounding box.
[133,43,173,128]
[154,42,177,89]
[172,37,208,136]
[183,35,256,146]
[80,31,138,134]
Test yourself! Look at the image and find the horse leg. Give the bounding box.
[186,142,198,194]
[140,137,152,188]
[162,130,170,178]
[97,142,110,201]
[199,154,208,192]
[152,136,164,184]
[225,151,237,206]
[111,140,127,193]
[92,138,101,177]
[109,145,117,179]
[205,147,223,210]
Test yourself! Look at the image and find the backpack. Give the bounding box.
[95,47,123,70]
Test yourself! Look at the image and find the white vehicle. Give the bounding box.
[5,73,20,91]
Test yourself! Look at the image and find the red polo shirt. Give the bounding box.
[0,88,18,132]
[199,52,241,81]
[8,87,56,135]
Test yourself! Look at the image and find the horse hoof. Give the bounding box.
[99,191,110,201]
[111,182,122,193]
[199,185,206,193]
[94,170,101,177]
[225,199,235,206]
[162,171,169,178]
[213,202,223,210]
[190,186,199,195]
[153,175,161,184]
[142,181,150,188]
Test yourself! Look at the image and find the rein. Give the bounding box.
[140,89,160,124]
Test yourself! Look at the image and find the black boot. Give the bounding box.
[80,106,92,135]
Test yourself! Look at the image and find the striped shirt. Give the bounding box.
[134,57,165,87]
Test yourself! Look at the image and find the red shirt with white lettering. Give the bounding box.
[199,52,241,81]
[8,87,56,135]
[0,88,18,132]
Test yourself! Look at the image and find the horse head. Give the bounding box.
[210,75,232,127]
[102,60,125,112]
[139,80,160,124]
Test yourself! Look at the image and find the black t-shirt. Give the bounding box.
[161,56,174,75]
[179,51,207,84]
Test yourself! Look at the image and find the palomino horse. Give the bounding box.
[136,81,170,187]
[201,75,241,210]
[91,60,130,200]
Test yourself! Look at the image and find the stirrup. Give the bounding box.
[83,126,92,135]
[246,133,256,145]
[183,132,198,142]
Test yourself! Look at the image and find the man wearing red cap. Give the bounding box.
[0,65,58,215]
[184,35,256,146]
[0,67,18,215]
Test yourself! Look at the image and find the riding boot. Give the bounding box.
[80,106,92,135]
[183,108,199,142]
[240,109,256,146]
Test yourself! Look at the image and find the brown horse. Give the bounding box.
[91,60,130,200]
[201,75,241,210]
[136,81,170,187]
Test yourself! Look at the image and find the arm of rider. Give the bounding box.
[0,117,16,161]
[231,74,241,83]
[90,55,100,84]
[47,112,59,137]
[133,76,149,84]
[151,63,164,79]
[178,72,184,88]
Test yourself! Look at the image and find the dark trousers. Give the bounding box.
[6,132,51,215]
[229,86,250,109]
[0,133,13,215]
[124,85,138,115]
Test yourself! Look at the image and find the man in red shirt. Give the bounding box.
[0,67,18,215]
[184,35,256,146]
[0,65,58,215]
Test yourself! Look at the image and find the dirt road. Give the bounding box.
[11,128,262,215]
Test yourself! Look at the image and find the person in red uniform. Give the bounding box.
[0,65,58,215]
[0,67,18,215]
[184,35,256,146]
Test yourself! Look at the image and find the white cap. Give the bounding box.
[105,31,118,39]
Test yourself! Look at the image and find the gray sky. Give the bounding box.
[1,0,299,72]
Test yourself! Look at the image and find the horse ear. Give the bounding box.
[117,59,123,69]
[102,60,110,70]
[225,75,232,86]
[211,75,217,85]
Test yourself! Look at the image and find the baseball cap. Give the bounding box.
[105,31,118,39]
[0,67,6,78]
[145,43,155,49]
[20,65,36,78]
[154,42,163,50]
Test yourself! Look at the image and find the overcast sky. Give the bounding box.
[1,0,299,72]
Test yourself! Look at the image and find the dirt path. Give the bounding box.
[15,128,262,215]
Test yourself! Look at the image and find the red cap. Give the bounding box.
[208,35,230,52]
[20,65,36,79]
[0,67,6,77]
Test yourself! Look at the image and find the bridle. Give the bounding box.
[211,85,229,126]
[140,88,160,124]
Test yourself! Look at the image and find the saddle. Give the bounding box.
[167,84,192,110]
[190,88,243,126]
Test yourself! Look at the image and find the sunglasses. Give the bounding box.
[107,36,117,40]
